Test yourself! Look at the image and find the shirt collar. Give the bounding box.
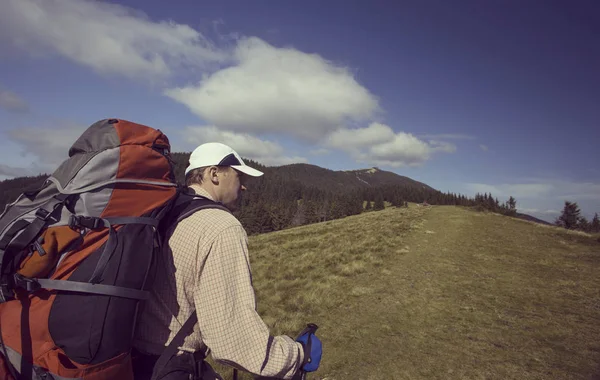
[188,184,216,202]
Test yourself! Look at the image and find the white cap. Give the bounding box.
[184,142,264,177]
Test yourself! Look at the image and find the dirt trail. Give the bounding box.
[322,206,475,379]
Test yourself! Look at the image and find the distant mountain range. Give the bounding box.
[0,152,549,230]
[513,212,552,225]
[258,163,436,192]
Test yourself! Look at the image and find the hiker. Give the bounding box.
[132,142,322,380]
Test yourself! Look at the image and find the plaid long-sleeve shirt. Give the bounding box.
[133,185,304,379]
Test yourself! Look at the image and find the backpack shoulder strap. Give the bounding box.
[151,313,199,379]
[176,193,231,222]
[159,191,231,238]
[151,191,228,378]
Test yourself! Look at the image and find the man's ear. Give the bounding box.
[208,166,220,184]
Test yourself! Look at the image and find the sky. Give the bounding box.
[0,0,598,222]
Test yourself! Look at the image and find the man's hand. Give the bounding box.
[296,324,322,373]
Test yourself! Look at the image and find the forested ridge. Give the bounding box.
[3,152,595,235]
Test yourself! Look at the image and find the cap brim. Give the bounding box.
[232,165,263,177]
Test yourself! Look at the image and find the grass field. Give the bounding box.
[208,205,600,379]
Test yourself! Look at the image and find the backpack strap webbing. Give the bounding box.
[159,192,231,235]
[87,216,159,284]
[0,194,69,254]
[13,275,149,300]
[0,220,30,252]
[151,313,199,380]
[9,216,161,300]
[0,194,71,303]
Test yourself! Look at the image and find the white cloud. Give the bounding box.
[165,37,379,140]
[326,122,394,149]
[0,0,462,172]
[6,124,86,171]
[0,0,227,81]
[480,144,489,151]
[182,126,308,166]
[324,123,454,168]
[0,89,29,113]
[367,134,431,165]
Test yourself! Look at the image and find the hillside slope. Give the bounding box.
[272,163,435,192]
[210,205,600,379]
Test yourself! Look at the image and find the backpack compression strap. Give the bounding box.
[0,194,69,254]
[0,194,71,303]
[13,275,149,300]
[12,216,161,301]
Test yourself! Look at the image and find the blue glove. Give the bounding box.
[296,323,322,372]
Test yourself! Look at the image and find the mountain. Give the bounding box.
[270,164,435,192]
[0,174,48,211]
[0,152,550,234]
[514,212,552,226]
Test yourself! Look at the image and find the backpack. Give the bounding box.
[0,118,227,380]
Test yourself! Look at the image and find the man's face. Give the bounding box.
[219,167,248,211]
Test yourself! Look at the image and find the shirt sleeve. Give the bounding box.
[194,224,305,379]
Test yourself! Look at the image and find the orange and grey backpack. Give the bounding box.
[0,119,225,380]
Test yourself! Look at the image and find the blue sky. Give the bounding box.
[0,0,598,222]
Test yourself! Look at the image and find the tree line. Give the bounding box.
[1,155,597,236]
[554,201,600,233]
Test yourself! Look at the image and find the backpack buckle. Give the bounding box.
[35,208,50,220]
[69,215,104,230]
[36,205,61,223]
[68,215,80,230]
[13,274,41,293]
[0,282,12,303]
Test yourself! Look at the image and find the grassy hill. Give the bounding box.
[208,204,600,379]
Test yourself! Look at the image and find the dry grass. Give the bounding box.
[207,205,600,380]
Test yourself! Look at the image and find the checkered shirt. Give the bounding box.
[134,185,304,378]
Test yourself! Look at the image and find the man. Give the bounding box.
[133,142,321,380]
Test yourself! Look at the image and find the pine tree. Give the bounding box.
[592,213,600,233]
[304,200,318,224]
[317,198,330,222]
[578,216,591,232]
[506,196,517,216]
[269,201,293,231]
[373,191,385,211]
[329,197,344,219]
[290,202,306,226]
[249,202,274,234]
[556,201,581,229]
[391,193,404,207]
[365,200,372,211]
[487,193,496,210]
